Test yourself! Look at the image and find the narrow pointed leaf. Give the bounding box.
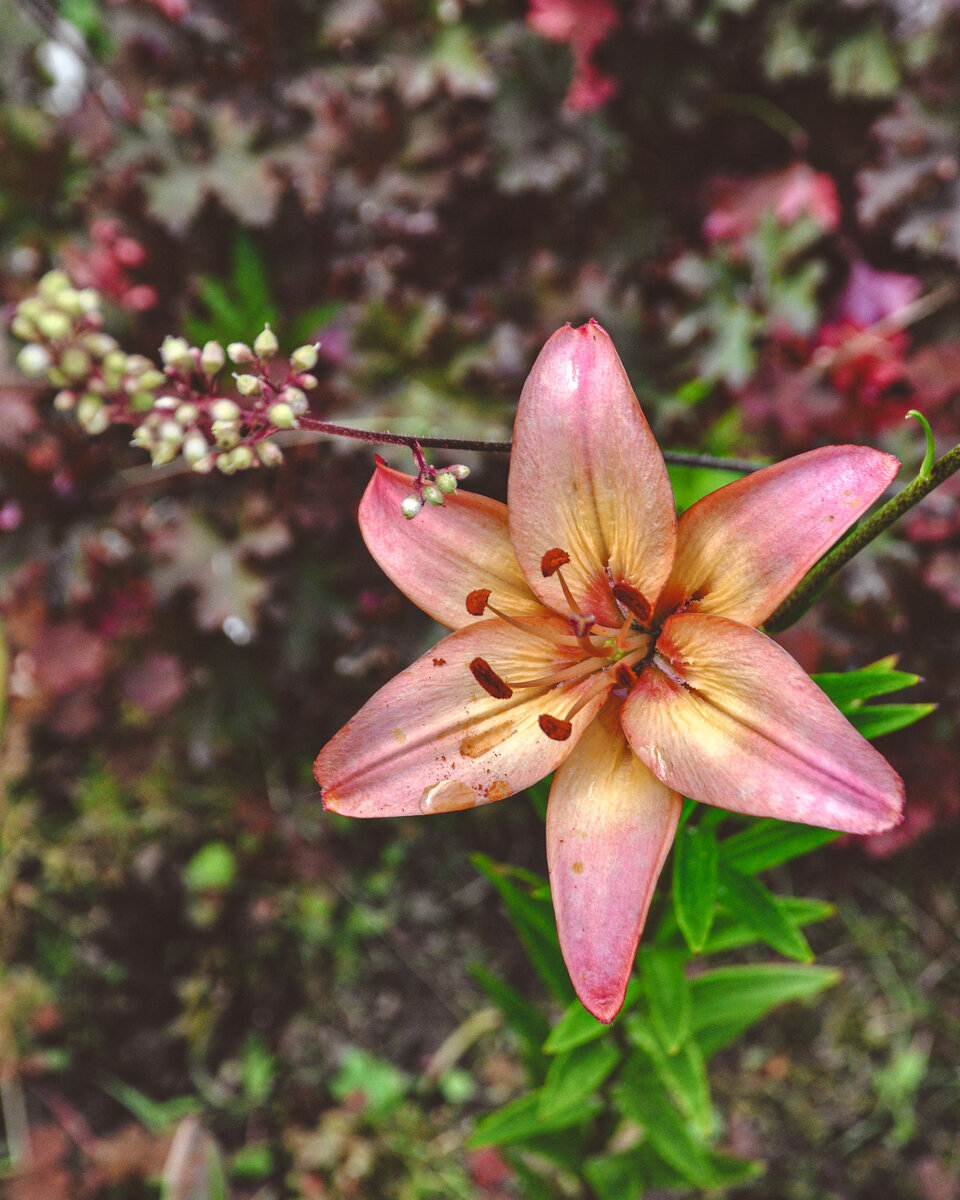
[813,663,921,708]
[469,1090,601,1147]
[846,702,936,739]
[672,821,719,952]
[637,946,691,1053]
[717,864,814,961]
[537,1040,622,1121]
[690,964,839,1056]
[702,896,834,955]
[627,1020,714,1138]
[720,819,840,874]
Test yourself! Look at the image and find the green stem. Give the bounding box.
[765,439,960,633]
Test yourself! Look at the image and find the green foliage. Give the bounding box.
[469,660,930,1196]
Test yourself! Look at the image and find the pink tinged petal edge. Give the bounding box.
[315,616,609,818]
[657,445,900,628]
[547,704,682,1023]
[359,462,545,632]
[508,322,677,628]
[621,613,904,835]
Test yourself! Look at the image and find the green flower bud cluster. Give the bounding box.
[401,464,470,519]
[10,276,323,475]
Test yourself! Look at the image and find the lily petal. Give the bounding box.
[621,613,904,834]
[509,322,676,627]
[359,461,545,631]
[657,446,900,626]
[547,703,682,1023]
[316,617,609,818]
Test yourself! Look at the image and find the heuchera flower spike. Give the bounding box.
[314,321,904,1023]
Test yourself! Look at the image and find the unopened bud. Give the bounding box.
[75,288,100,314]
[227,342,254,364]
[401,495,424,520]
[160,335,195,371]
[124,354,153,377]
[52,288,84,317]
[212,419,240,450]
[231,445,255,470]
[36,309,72,340]
[152,441,178,466]
[235,373,262,396]
[103,350,128,376]
[211,399,241,422]
[59,346,91,380]
[447,464,470,480]
[190,453,217,474]
[200,340,225,374]
[38,270,71,299]
[159,420,183,445]
[293,372,318,390]
[280,386,308,414]
[422,483,444,506]
[257,440,283,467]
[182,432,209,465]
[268,402,296,429]
[16,344,52,378]
[253,324,279,358]
[82,332,118,357]
[132,425,154,449]
[77,395,109,435]
[290,343,319,371]
[175,403,200,426]
[16,297,44,322]
[436,471,457,494]
[130,391,158,412]
[10,315,37,340]
[53,390,76,411]
[47,367,68,388]
[137,368,166,391]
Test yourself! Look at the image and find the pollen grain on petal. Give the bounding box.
[466,588,491,616]
[469,656,514,699]
[539,713,573,741]
[541,548,571,577]
[612,583,652,623]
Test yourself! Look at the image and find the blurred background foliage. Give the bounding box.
[0,0,959,1196]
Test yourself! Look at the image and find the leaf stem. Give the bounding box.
[765,438,960,632]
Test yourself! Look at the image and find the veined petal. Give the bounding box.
[359,461,545,631]
[315,617,609,818]
[508,322,676,627]
[547,704,682,1023]
[657,446,900,627]
[621,614,904,834]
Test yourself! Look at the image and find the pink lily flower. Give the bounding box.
[314,321,904,1023]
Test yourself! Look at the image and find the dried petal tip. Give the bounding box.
[612,583,651,623]
[539,714,572,741]
[465,589,491,616]
[541,548,571,577]
[469,657,513,700]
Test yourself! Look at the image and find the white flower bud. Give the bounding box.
[293,372,318,390]
[36,309,72,340]
[124,354,153,377]
[436,471,457,494]
[176,403,200,426]
[211,419,240,449]
[227,342,254,364]
[447,464,470,480]
[231,445,255,470]
[17,297,44,322]
[401,495,424,520]
[137,368,166,391]
[154,396,178,410]
[235,374,262,396]
[290,343,319,371]
[132,425,154,449]
[53,390,76,411]
[211,399,241,422]
[152,441,178,466]
[191,453,217,474]
[257,440,283,467]
[253,324,279,358]
[200,340,225,374]
[38,270,71,299]
[159,420,183,445]
[268,402,296,429]
[10,315,37,340]
[182,432,209,465]
[60,346,92,380]
[422,483,444,506]
[75,288,101,314]
[52,288,84,316]
[103,350,128,375]
[280,386,308,414]
[82,332,118,357]
[16,344,52,378]
[77,395,109,435]
[160,336,195,371]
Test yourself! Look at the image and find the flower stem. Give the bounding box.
[765,438,960,633]
[294,417,765,472]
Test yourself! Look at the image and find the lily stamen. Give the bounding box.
[469,657,513,699]
[464,589,562,646]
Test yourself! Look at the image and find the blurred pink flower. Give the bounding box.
[527,0,619,111]
[704,163,841,245]
[315,322,903,1021]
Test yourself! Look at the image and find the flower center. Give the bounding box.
[464,547,654,741]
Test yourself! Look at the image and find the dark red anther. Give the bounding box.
[469,657,513,700]
[615,663,637,689]
[465,588,491,616]
[541,548,571,577]
[612,583,652,623]
[539,713,573,741]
